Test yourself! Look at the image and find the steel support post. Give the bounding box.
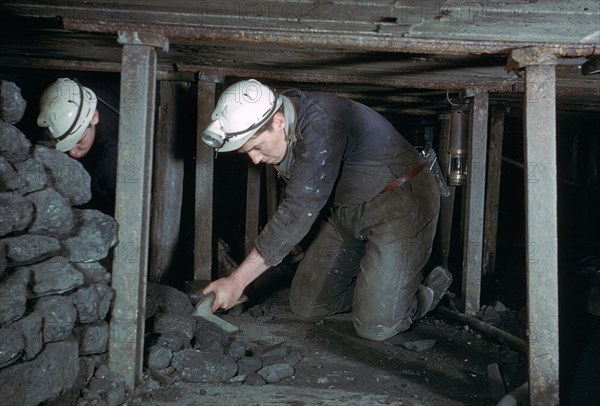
[194,74,223,281]
[462,90,489,315]
[109,32,166,390]
[523,60,560,405]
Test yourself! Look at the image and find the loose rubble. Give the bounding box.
[139,283,303,396]
[475,300,526,338]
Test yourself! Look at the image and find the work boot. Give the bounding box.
[415,266,453,319]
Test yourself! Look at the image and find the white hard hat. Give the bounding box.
[37,78,97,152]
[202,79,282,152]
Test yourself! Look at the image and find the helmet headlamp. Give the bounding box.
[201,79,282,152]
[201,120,228,148]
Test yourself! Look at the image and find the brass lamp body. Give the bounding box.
[447,107,469,186]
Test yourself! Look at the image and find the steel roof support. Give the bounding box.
[462,89,489,315]
[507,46,561,404]
[108,31,166,390]
[519,48,560,405]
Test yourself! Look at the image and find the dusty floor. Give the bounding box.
[130,281,528,406]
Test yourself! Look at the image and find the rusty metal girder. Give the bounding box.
[507,47,558,77]
[188,66,521,93]
[117,31,169,52]
[5,0,598,56]
[67,19,598,59]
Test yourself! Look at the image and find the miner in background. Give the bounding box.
[200,79,452,341]
[37,78,118,216]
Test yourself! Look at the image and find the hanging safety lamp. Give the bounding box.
[447,104,470,186]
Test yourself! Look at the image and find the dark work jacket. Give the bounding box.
[255,89,425,266]
[78,127,117,216]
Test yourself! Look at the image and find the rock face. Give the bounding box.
[62,209,118,262]
[0,120,31,163]
[0,192,34,236]
[0,267,30,324]
[0,80,27,124]
[171,349,238,383]
[0,339,80,406]
[0,80,118,404]
[32,146,92,206]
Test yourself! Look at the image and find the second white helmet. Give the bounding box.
[202,79,282,152]
[37,78,97,152]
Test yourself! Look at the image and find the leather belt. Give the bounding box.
[382,161,428,193]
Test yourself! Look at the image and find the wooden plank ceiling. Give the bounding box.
[0,0,599,115]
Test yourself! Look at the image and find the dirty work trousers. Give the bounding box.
[289,169,440,341]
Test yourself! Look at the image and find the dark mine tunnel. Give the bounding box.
[1,2,599,406]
